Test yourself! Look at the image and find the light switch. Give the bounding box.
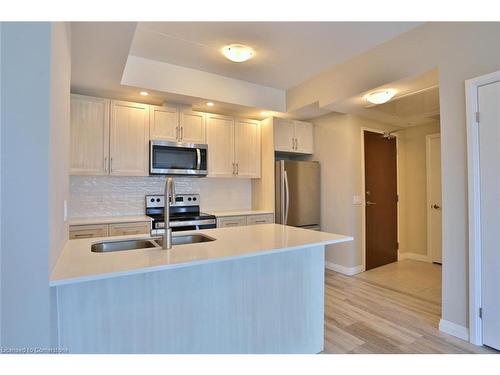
[352,195,362,205]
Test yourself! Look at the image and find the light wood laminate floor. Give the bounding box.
[323,265,496,354]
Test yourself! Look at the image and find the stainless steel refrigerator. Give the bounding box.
[275,160,320,229]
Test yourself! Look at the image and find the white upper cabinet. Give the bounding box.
[235,118,261,178]
[273,118,313,154]
[206,113,235,178]
[293,120,314,154]
[109,100,150,176]
[70,94,110,175]
[149,105,179,142]
[179,110,206,144]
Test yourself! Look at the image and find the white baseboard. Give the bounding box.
[325,261,364,276]
[439,319,470,341]
[398,251,431,263]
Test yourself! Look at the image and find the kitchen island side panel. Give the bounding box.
[55,246,325,353]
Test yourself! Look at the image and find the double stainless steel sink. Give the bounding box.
[91,234,215,253]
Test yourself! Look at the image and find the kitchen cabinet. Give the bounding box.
[274,118,313,154]
[206,113,235,177]
[69,224,109,239]
[235,118,261,178]
[246,214,274,225]
[108,222,150,237]
[149,105,179,141]
[109,100,150,176]
[215,213,274,228]
[207,114,261,178]
[70,94,110,175]
[180,110,206,144]
[217,216,248,228]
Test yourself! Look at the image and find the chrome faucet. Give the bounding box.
[163,177,176,249]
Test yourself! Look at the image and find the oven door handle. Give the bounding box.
[196,148,201,170]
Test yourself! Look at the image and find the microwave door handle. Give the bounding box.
[196,148,201,170]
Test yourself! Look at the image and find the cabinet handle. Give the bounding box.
[104,157,108,173]
[295,138,298,150]
[180,127,183,140]
[236,163,239,175]
[254,220,267,224]
[110,157,113,172]
[225,222,239,226]
[232,162,235,175]
[74,233,93,238]
[176,127,179,141]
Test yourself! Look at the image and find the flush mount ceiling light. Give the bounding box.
[139,91,149,96]
[221,44,255,63]
[365,89,397,105]
[206,102,214,107]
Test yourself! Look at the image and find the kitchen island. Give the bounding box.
[50,224,352,353]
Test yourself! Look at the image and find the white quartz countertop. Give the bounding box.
[69,215,153,226]
[50,224,352,287]
[206,209,274,217]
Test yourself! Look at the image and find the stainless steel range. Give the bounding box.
[146,194,216,236]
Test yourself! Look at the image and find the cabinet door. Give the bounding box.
[108,222,150,237]
[247,214,275,225]
[70,94,110,175]
[234,118,261,178]
[110,100,150,176]
[217,216,247,228]
[274,118,295,152]
[294,120,314,154]
[206,113,235,177]
[69,224,109,239]
[180,110,206,144]
[150,105,179,141]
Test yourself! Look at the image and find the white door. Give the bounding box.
[206,113,235,177]
[110,100,150,176]
[69,94,110,175]
[478,80,500,350]
[426,134,442,264]
[234,118,261,178]
[293,120,314,154]
[180,110,206,144]
[149,105,179,141]
[274,118,295,152]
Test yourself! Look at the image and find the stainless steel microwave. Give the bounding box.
[150,140,208,176]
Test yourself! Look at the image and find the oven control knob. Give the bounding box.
[193,197,197,201]
[156,198,160,202]
[150,198,154,202]
[188,197,192,201]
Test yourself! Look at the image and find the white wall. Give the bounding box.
[49,22,71,270]
[69,176,252,218]
[288,22,500,333]
[1,22,52,349]
[0,22,3,348]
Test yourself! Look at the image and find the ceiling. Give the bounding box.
[130,22,422,90]
[71,22,424,120]
[325,69,440,127]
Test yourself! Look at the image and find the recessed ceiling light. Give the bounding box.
[139,91,149,96]
[365,89,397,105]
[206,102,214,107]
[221,44,255,63]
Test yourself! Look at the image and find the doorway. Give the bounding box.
[363,130,398,270]
[426,134,442,264]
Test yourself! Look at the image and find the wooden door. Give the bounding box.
[478,81,500,350]
[149,105,179,141]
[206,113,235,177]
[70,94,110,175]
[274,118,295,152]
[293,120,314,154]
[180,110,206,144]
[364,131,398,270]
[234,118,261,178]
[110,100,150,176]
[426,134,442,264]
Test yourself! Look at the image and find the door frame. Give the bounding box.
[426,133,441,264]
[360,127,401,272]
[465,69,500,346]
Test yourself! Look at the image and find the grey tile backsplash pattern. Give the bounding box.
[69,176,252,218]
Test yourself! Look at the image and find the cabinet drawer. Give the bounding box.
[217,216,247,228]
[69,224,109,239]
[246,214,274,225]
[108,222,150,237]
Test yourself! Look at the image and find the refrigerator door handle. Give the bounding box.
[284,170,290,225]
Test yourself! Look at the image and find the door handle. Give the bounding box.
[432,204,441,209]
[366,201,377,206]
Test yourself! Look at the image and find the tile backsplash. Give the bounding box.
[69,176,252,218]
